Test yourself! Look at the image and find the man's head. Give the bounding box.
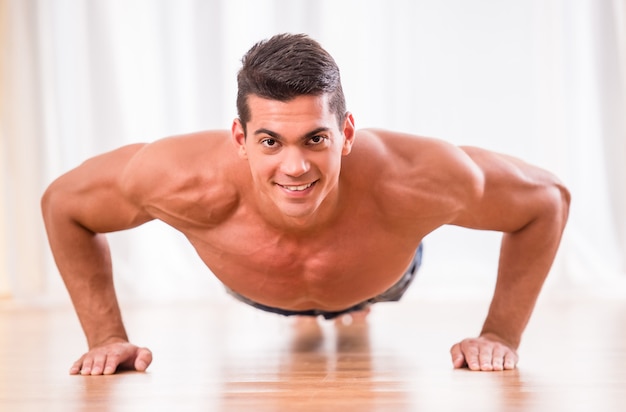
[232,34,355,227]
[236,33,347,134]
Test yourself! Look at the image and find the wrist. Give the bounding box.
[479,330,519,350]
[89,334,129,349]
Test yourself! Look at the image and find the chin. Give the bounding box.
[279,205,318,220]
[272,192,323,219]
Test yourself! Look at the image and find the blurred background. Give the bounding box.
[1,0,625,304]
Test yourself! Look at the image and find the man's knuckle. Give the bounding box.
[108,352,121,360]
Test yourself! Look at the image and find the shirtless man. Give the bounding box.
[41,33,570,376]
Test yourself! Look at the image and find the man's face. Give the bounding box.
[232,94,355,223]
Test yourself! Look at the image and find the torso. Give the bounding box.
[133,129,464,311]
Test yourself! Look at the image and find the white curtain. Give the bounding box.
[1,0,624,303]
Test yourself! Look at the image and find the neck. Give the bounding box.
[255,185,343,235]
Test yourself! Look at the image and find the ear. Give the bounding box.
[231,118,248,159]
[341,112,356,155]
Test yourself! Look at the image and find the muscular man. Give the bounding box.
[41,33,570,375]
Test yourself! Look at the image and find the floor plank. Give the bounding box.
[1,296,625,411]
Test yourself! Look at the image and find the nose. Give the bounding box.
[279,148,310,177]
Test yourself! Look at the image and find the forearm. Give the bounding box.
[43,211,128,348]
[481,197,568,348]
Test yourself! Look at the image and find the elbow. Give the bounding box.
[41,179,70,228]
[41,181,55,218]
[544,181,571,231]
[41,181,60,227]
[556,182,571,226]
[40,180,90,237]
[467,159,487,207]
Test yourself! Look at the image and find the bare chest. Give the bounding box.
[185,216,422,311]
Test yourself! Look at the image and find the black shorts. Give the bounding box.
[226,243,423,320]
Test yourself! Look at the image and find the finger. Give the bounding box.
[450,344,466,369]
[90,352,108,375]
[70,356,85,375]
[464,349,480,371]
[103,353,120,375]
[503,351,518,370]
[478,346,494,371]
[134,347,153,372]
[491,345,506,371]
[80,356,94,375]
[462,344,481,371]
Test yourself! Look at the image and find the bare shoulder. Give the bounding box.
[356,129,480,170]
[122,130,242,227]
[351,129,484,224]
[451,145,570,231]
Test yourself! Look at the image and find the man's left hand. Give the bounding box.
[450,334,518,371]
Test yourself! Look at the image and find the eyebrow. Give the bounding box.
[253,127,331,141]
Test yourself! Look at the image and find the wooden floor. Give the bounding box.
[1,296,625,411]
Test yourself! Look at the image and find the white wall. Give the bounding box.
[1,0,625,303]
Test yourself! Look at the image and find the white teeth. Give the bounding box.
[282,182,313,191]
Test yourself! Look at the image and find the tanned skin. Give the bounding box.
[41,94,570,375]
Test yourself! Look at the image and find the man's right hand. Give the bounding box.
[70,338,153,376]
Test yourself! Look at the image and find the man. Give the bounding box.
[41,33,570,376]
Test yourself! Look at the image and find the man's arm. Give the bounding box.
[449,146,570,371]
[41,144,154,375]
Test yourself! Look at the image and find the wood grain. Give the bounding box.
[1,297,625,411]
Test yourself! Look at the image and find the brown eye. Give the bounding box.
[309,136,325,145]
[262,138,277,147]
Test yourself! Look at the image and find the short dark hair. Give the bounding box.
[236,33,347,133]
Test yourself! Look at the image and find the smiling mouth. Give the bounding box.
[277,181,317,192]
